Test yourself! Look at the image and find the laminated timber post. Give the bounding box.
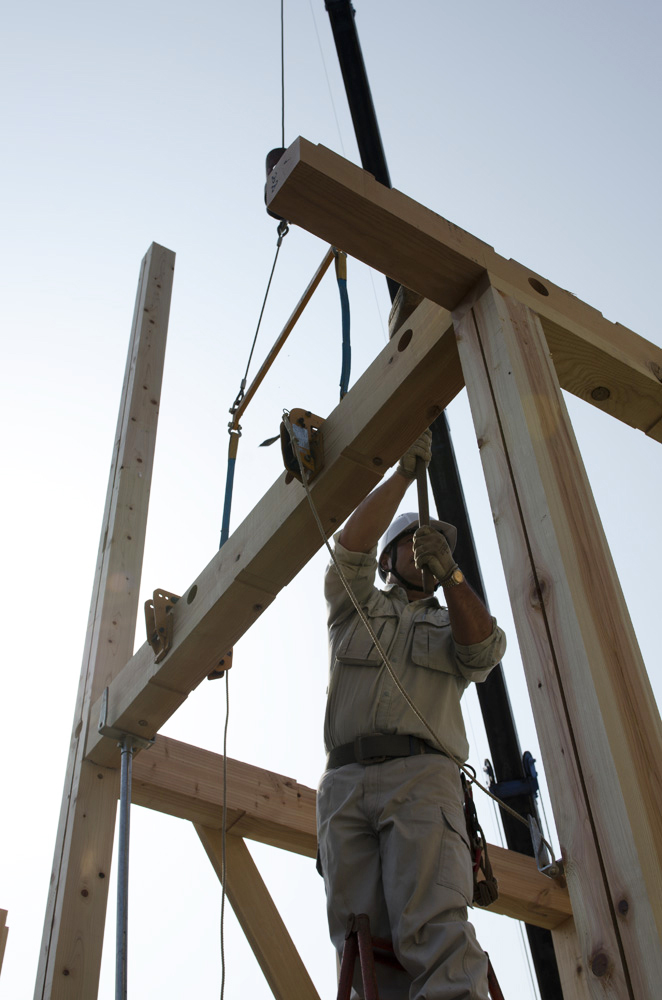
[266,139,662,999]
[35,243,175,999]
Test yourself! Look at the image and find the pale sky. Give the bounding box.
[2,1,661,997]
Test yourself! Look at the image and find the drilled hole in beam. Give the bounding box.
[398,329,413,351]
[528,277,550,297]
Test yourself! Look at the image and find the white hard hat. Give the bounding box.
[378,512,457,582]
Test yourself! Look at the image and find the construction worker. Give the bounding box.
[318,428,506,1000]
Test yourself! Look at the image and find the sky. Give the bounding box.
[2,0,661,997]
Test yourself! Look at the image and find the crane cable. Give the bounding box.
[281,412,558,864]
[221,217,290,550]
[219,2,287,995]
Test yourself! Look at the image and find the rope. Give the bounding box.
[281,413,557,859]
[220,5,285,979]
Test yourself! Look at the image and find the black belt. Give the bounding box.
[327,734,446,769]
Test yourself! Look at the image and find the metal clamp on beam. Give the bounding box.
[97,687,155,752]
[145,588,180,663]
[529,815,564,880]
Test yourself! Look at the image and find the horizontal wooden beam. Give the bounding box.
[267,139,662,441]
[85,298,461,766]
[131,737,571,930]
[132,736,317,857]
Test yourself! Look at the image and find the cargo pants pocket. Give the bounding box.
[436,806,473,906]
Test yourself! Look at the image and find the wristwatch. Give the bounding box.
[441,566,464,588]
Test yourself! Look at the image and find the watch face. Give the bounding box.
[452,569,464,586]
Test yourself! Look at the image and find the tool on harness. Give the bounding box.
[280,408,325,483]
[461,773,499,907]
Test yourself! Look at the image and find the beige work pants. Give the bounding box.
[317,754,489,1000]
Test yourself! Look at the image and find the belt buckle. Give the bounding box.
[354,735,387,765]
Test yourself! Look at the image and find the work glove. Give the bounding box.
[413,525,457,583]
[396,429,432,480]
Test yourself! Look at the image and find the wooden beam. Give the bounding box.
[132,736,317,858]
[484,845,571,931]
[453,278,662,998]
[0,909,8,976]
[131,736,571,930]
[551,918,591,1000]
[266,138,662,440]
[85,298,462,766]
[35,244,175,1000]
[195,828,321,1000]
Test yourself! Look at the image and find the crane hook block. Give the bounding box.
[265,147,288,221]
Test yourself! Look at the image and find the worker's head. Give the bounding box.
[378,512,457,587]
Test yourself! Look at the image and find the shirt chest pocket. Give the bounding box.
[334,610,398,667]
[411,617,457,675]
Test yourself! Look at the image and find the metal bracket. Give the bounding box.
[528,815,564,880]
[145,589,180,663]
[97,687,155,751]
[280,408,325,484]
[207,648,233,681]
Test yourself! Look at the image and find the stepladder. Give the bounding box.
[336,913,505,1000]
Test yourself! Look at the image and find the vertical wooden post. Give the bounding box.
[35,243,175,999]
[452,278,662,999]
[552,918,590,1000]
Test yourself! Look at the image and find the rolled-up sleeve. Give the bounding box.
[454,618,507,683]
[324,534,379,626]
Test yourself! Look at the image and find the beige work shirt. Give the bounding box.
[324,536,507,762]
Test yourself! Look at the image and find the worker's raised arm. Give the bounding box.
[338,431,431,552]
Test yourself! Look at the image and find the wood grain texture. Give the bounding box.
[132,736,317,857]
[195,829,321,1000]
[131,736,571,929]
[85,299,461,766]
[0,909,8,975]
[267,139,662,440]
[485,845,572,930]
[35,244,175,1000]
[453,279,662,999]
[552,918,592,1000]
